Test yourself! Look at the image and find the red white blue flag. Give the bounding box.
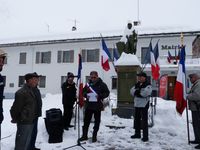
[101,38,111,71]
[153,42,160,80]
[150,42,158,80]
[174,46,187,115]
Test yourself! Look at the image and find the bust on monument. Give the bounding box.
[116,21,138,55]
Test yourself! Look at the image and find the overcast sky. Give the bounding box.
[0,0,199,39]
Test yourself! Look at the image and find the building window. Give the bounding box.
[39,76,46,88]
[108,48,113,61]
[141,47,150,64]
[19,52,27,64]
[82,49,99,62]
[36,51,51,64]
[3,57,7,64]
[112,77,117,89]
[57,50,74,63]
[61,76,67,87]
[85,76,90,84]
[18,76,25,87]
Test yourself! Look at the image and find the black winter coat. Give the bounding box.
[83,78,110,111]
[61,81,77,107]
[10,84,42,124]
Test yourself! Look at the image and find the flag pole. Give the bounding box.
[181,32,190,144]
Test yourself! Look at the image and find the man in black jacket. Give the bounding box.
[0,49,6,125]
[79,71,110,143]
[61,72,77,130]
[10,72,42,150]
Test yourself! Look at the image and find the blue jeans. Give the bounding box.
[29,118,39,150]
[15,123,34,150]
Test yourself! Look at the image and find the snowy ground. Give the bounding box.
[1,93,197,150]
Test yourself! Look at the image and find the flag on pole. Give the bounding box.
[150,42,158,80]
[101,38,111,71]
[77,54,84,108]
[153,42,160,80]
[167,50,172,63]
[174,46,187,115]
[113,47,120,62]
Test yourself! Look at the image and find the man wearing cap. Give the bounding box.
[187,73,200,149]
[0,49,6,125]
[10,72,42,150]
[130,72,152,142]
[61,72,77,130]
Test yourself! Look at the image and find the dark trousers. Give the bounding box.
[83,109,101,133]
[63,105,73,127]
[191,111,200,142]
[29,118,38,150]
[15,123,34,150]
[134,104,149,139]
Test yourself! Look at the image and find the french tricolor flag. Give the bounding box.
[150,42,157,80]
[174,46,187,115]
[101,38,111,71]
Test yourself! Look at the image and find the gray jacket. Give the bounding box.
[187,79,200,111]
[130,83,152,108]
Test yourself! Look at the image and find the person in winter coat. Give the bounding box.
[0,49,6,125]
[10,72,42,150]
[130,72,152,142]
[79,71,110,143]
[61,72,77,130]
[187,72,200,149]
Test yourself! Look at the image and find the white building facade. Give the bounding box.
[0,29,200,99]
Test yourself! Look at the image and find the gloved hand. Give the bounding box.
[0,112,4,124]
[134,89,141,97]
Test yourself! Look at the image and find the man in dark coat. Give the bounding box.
[10,72,42,150]
[0,49,6,125]
[187,72,200,149]
[79,71,110,143]
[61,72,77,130]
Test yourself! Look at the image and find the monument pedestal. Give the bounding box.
[114,65,140,118]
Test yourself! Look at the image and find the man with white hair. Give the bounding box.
[187,72,200,149]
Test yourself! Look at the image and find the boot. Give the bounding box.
[78,126,88,141]
[130,130,141,139]
[92,131,97,143]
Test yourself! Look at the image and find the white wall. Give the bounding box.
[1,32,198,98]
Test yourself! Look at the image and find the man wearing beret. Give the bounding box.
[187,73,200,149]
[130,72,152,142]
[10,72,42,150]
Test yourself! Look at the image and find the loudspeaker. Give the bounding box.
[44,108,63,143]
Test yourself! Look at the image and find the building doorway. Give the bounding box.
[167,76,176,100]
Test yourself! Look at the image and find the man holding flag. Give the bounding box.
[79,71,110,143]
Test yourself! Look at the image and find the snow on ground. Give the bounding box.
[1,93,197,150]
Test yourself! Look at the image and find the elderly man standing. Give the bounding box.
[10,72,42,150]
[187,72,200,149]
[130,72,152,142]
